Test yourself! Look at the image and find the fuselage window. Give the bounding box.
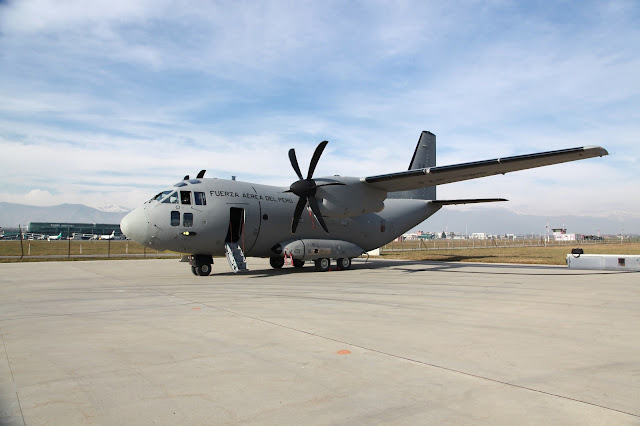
[180,191,191,205]
[171,211,180,226]
[194,191,206,205]
[162,191,179,204]
[183,212,193,227]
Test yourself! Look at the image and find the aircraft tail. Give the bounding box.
[387,131,436,200]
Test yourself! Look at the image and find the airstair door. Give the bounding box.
[226,203,261,254]
[226,207,245,244]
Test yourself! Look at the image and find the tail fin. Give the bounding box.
[387,131,436,200]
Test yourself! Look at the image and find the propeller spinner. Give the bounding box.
[287,141,343,233]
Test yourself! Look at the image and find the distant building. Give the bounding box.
[552,227,578,241]
[27,222,122,239]
[417,232,436,240]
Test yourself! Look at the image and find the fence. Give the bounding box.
[0,239,178,260]
[380,237,639,253]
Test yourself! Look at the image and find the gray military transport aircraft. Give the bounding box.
[120,131,607,276]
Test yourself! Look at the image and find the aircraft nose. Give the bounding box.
[120,206,149,244]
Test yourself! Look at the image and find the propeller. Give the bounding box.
[287,141,344,233]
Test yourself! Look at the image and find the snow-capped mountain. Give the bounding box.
[97,205,132,213]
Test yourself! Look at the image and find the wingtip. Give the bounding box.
[583,145,609,156]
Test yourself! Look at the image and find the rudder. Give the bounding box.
[387,131,436,200]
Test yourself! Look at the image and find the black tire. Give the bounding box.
[315,258,330,272]
[337,258,351,270]
[196,263,211,276]
[191,266,198,276]
[270,256,285,269]
[292,259,305,268]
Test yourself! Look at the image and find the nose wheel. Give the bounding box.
[191,255,213,276]
[195,263,211,276]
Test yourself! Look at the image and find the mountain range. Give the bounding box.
[411,208,637,236]
[0,202,636,235]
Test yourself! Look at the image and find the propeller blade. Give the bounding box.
[288,149,303,180]
[291,197,307,233]
[307,141,328,179]
[307,196,329,233]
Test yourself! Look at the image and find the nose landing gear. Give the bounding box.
[190,254,213,276]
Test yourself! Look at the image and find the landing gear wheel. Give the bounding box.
[315,258,330,272]
[337,258,352,270]
[270,256,285,269]
[293,259,305,268]
[191,266,198,276]
[196,263,211,276]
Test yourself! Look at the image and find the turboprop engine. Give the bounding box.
[276,239,366,261]
[315,177,386,219]
[286,141,386,233]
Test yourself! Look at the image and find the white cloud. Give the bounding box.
[22,189,56,205]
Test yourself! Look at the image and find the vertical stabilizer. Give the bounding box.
[388,131,436,200]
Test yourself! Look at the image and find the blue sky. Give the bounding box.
[1,1,638,229]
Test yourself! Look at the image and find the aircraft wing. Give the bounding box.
[363,146,608,193]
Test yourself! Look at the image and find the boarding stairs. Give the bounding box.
[225,242,248,273]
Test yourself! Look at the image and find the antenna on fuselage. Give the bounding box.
[197,170,206,178]
[183,175,189,180]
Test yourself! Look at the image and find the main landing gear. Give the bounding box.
[315,257,351,271]
[268,256,352,272]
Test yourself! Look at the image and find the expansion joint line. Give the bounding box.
[206,305,640,420]
[0,328,26,425]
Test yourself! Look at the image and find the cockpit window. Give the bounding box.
[194,192,206,205]
[149,192,163,203]
[180,191,191,205]
[174,182,188,188]
[148,190,173,203]
[162,191,179,204]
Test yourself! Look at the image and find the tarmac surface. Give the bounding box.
[1,258,638,425]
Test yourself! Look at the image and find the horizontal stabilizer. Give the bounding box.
[364,146,608,193]
[430,198,507,205]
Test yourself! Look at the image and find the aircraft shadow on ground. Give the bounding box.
[219,258,634,278]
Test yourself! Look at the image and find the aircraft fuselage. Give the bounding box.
[122,177,440,258]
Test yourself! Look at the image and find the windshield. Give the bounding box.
[161,191,179,204]
[148,190,174,203]
[147,190,171,203]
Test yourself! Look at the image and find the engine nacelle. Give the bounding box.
[315,177,386,218]
[279,239,365,261]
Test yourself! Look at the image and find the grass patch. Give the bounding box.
[380,242,640,265]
